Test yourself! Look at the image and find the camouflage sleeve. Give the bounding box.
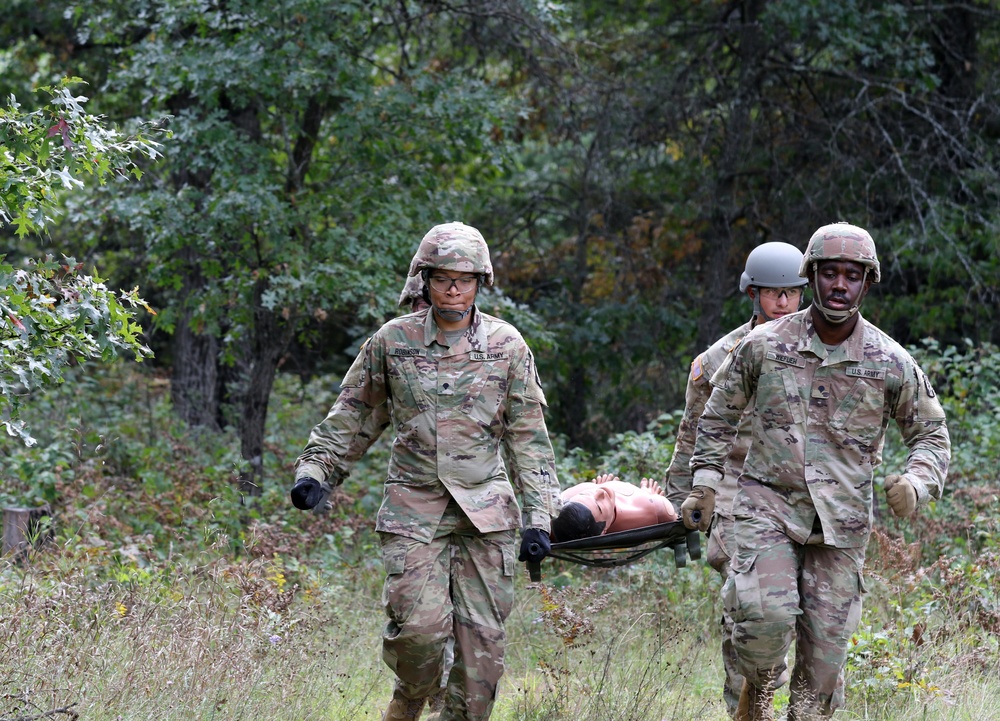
[503,344,561,533]
[343,404,391,465]
[296,337,388,486]
[690,339,758,492]
[892,360,951,504]
[664,353,712,507]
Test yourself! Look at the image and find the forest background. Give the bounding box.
[2,1,999,720]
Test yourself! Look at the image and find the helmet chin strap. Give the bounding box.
[433,288,478,323]
[810,263,866,324]
[752,294,772,323]
[434,305,474,322]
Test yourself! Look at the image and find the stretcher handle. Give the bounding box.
[524,510,700,582]
[528,559,542,582]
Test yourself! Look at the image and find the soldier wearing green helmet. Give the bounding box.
[667,240,806,718]
[682,222,950,720]
[292,222,561,721]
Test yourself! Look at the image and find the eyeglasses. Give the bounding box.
[759,287,803,300]
[428,275,479,293]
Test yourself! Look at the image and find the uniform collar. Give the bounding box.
[422,305,489,353]
[798,311,867,364]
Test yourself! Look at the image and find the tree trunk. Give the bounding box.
[171,306,222,430]
[166,93,224,431]
[2,505,52,558]
[236,278,296,498]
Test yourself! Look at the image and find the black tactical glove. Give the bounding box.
[290,476,325,510]
[518,528,551,563]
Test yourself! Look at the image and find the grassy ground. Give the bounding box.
[1,363,999,721]
[3,532,998,721]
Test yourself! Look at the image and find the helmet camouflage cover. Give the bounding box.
[739,241,808,292]
[799,222,880,283]
[397,273,425,308]
[407,221,495,286]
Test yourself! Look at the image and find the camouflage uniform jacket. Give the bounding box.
[665,320,754,515]
[690,309,950,549]
[296,306,561,543]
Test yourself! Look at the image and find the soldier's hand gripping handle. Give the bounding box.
[519,528,550,562]
[290,476,326,510]
[681,486,714,533]
[519,528,550,582]
[884,474,917,518]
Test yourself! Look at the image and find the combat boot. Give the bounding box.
[382,693,427,721]
[734,680,774,721]
[424,688,446,719]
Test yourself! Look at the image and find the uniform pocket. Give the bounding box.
[470,382,504,426]
[466,360,507,427]
[380,535,408,576]
[386,354,439,425]
[502,545,515,577]
[755,368,803,430]
[706,518,732,574]
[840,570,866,643]
[724,552,764,623]
[831,378,884,446]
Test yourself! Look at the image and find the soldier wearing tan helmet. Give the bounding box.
[798,222,881,325]
[666,240,806,718]
[292,222,561,721]
[682,222,950,720]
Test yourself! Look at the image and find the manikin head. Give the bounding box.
[550,482,615,542]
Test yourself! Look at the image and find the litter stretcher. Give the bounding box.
[526,514,702,582]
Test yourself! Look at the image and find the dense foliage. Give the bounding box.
[0,80,162,444]
[2,1,999,459]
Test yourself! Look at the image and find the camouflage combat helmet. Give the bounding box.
[739,242,808,293]
[799,222,880,283]
[407,222,494,286]
[800,222,878,324]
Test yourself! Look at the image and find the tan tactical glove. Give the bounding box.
[884,474,917,518]
[681,486,715,533]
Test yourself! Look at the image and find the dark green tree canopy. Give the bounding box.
[3,0,998,456]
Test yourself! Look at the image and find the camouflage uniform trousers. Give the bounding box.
[722,515,863,719]
[710,514,799,718]
[706,514,746,718]
[380,502,516,721]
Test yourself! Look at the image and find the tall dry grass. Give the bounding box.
[3,524,999,720]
